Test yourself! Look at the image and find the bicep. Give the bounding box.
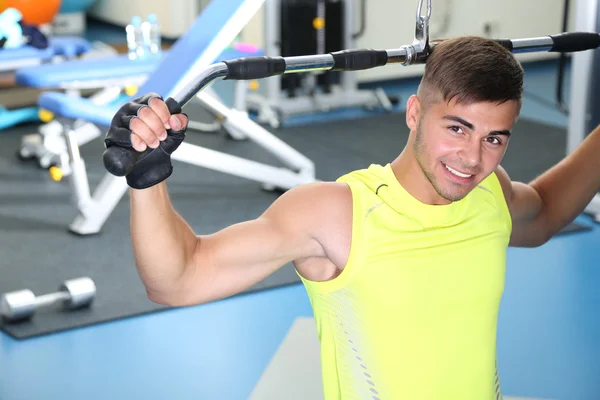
[179,183,339,304]
[495,166,545,247]
[196,218,319,297]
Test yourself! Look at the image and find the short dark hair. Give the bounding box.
[418,36,524,107]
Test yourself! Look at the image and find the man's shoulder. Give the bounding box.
[283,163,389,205]
[283,181,353,210]
[267,181,351,218]
[490,165,513,204]
[270,163,391,227]
[264,182,353,256]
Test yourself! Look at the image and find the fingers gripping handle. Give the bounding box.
[102,97,182,177]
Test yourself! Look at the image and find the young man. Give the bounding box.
[104,36,600,399]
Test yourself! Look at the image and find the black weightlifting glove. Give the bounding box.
[103,93,188,190]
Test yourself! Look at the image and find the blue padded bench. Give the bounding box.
[37,45,264,127]
[35,0,265,128]
[0,36,91,63]
[15,53,164,88]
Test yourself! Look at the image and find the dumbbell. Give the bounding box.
[1,277,96,322]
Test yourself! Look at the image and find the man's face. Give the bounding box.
[407,95,520,203]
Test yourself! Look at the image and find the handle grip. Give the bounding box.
[224,56,286,80]
[549,32,600,52]
[102,97,182,177]
[330,49,389,71]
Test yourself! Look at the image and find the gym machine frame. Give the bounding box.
[18,78,251,174]
[100,0,600,230]
[245,0,394,127]
[107,0,600,127]
[55,0,317,236]
[63,88,317,235]
[568,0,600,222]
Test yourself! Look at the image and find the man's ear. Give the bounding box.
[405,95,421,131]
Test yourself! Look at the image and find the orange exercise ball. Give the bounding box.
[0,0,62,26]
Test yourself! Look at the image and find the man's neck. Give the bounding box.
[390,150,451,206]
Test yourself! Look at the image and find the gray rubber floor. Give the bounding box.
[0,106,589,339]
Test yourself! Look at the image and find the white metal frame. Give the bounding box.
[246,0,393,127]
[18,0,265,172]
[19,77,251,171]
[568,0,600,221]
[29,0,317,235]
[19,81,143,170]
[64,89,316,235]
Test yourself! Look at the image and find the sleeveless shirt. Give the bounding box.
[298,163,512,400]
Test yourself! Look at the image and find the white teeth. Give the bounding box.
[444,164,472,178]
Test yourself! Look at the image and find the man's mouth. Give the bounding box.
[442,162,475,180]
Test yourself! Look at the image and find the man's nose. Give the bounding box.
[458,140,482,169]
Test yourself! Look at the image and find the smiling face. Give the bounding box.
[391,36,524,205]
[405,94,520,203]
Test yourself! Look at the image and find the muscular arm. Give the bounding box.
[496,124,600,247]
[130,181,349,306]
[114,95,350,306]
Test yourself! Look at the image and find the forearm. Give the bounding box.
[530,124,600,237]
[130,182,199,300]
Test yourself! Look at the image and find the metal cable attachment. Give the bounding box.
[402,0,432,65]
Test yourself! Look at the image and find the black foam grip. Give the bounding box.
[224,56,286,80]
[102,97,182,177]
[165,97,182,114]
[103,145,139,177]
[330,49,388,71]
[550,32,600,52]
[493,39,514,51]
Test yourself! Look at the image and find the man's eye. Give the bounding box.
[486,136,502,145]
[448,126,463,134]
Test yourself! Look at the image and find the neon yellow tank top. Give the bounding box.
[298,163,512,400]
